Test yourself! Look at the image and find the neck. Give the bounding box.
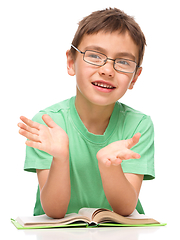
[75,95,115,135]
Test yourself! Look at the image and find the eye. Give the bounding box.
[85,51,104,64]
[87,53,101,59]
[116,59,129,65]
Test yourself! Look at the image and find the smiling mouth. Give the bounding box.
[92,82,115,89]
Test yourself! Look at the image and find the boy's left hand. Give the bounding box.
[96,133,141,167]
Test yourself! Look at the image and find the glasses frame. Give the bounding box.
[71,44,139,74]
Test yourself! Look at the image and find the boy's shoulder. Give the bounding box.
[117,101,150,119]
[40,97,72,114]
[116,101,153,132]
[31,97,74,126]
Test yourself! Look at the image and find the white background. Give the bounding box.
[0,0,179,228]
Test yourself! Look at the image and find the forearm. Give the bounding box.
[98,162,138,216]
[40,156,71,218]
[18,115,71,218]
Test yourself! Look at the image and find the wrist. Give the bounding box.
[53,149,69,164]
[52,140,69,160]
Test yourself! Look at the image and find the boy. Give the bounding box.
[18,8,155,219]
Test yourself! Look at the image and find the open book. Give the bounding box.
[11,208,165,229]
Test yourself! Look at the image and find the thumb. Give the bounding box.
[126,132,141,149]
[42,114,57,128]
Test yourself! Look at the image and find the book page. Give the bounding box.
[17,213,80,226]
[78,208,99,221]
[126,209,151,220]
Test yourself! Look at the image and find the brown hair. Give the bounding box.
[70,8,146,66]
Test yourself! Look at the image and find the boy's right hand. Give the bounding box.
[18,114,69,160]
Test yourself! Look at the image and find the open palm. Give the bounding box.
[18,114,69,159]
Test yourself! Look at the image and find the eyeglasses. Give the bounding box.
[71,44,139,74]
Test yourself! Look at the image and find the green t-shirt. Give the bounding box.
[24,97,155,216]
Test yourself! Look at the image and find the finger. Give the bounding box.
[105,154,123,167]
[42,114,57,128]
[117,149,141,160]
[20,116,40,130]
[105,159,112,167]
[19,128,40,142]
[25,140,43,150]
[99,157,112,167]
[126,132,141,149]
[18,122,39,135]
[110,158,123,166]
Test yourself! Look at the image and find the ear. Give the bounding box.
[128,67,142,90]
[66,50,76,76]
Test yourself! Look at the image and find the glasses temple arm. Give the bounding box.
[71,44,84,54]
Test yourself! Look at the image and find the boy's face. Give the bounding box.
[67,31,142,107]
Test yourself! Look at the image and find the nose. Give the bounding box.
[98,59,115,78]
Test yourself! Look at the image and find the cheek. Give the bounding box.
[75,66,91,92]
[117,73,134,88]
[75,62,97,86]
[75,59,90,77]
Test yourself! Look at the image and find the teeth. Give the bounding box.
[93,82,113,89]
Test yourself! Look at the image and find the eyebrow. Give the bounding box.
[84,45,136,62]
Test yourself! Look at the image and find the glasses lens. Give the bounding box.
[115,59,136,73]
[84,51,106,66]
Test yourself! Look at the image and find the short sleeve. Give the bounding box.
[121,116,155,180]
[24,112,53,173]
